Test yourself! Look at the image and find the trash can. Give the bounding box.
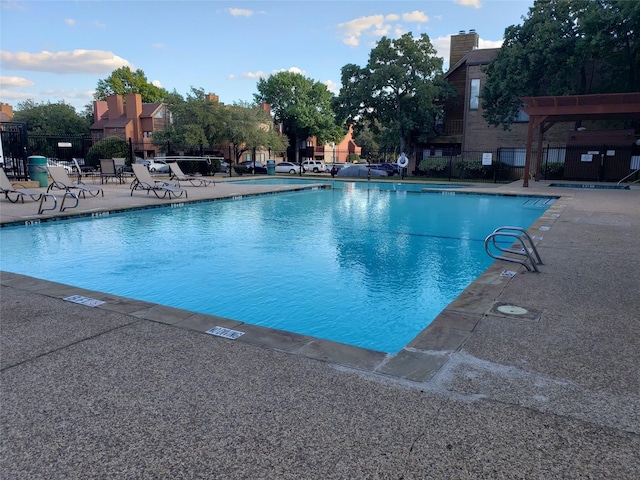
[267,159,276,176]
[27,155,49,187]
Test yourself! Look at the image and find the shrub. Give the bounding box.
[86,137,129,168]
[419,157,448,172]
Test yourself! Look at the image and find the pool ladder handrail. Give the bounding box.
[484,226,543,273]
[617,169,639,186]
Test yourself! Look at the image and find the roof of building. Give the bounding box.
[90,101,163,131]
[444,48,500,78]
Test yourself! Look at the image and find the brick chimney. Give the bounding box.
[106,94,124,120]
[449,30,479,67]
[125,93,142,119]
[93,100,107,123]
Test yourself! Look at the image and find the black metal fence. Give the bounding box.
[3,123,639,184]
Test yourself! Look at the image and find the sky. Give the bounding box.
[0,0,533,113]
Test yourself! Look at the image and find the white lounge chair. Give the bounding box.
[47,166,104,199]
[130,164,187,199]
[0,167,60,213]
[169,162,214,187]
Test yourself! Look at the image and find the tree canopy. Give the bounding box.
[254,71,343,161]
[94,66,168,103]
[13,99,90,135]
[153,87,287,164]
[334,32,455,153]
[482,0,640,129]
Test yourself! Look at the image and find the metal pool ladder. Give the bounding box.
[484,226,543,272]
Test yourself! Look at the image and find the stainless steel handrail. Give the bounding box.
[484,226,543,273]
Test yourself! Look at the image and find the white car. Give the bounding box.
[47,159,73,174]
[301,160,326,173]
[147,160,170,173]
[275,162,301,174]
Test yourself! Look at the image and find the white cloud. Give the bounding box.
[151,43,166,49]
[151,79,163,88]
[227,8,253,17]
[324,79,339,95]
[65,18,75,26]
[94,20,106,28]
[454,0,482,9]
[337,11,430,47]
[402,11,429,22]
[0,50,134,74]
[0,76,35,87]
[0,89,33,102]
[241,71,267,79]
[479,38,503,49]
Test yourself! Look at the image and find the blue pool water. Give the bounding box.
[0,188,554,353]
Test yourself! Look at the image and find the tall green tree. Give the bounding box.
[254,71,343,162]
[482,0,640,129]
[153,88,287,167]
[223,101,288,165]
[94,66,168,103]
[152,87,226,152]
[13,99,90,135]
[334,32,455,154]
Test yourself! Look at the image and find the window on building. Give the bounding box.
[243,153,252,162]
[257,153,265,162]
[469,79,480,110]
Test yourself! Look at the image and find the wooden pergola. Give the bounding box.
[519,92,640,187]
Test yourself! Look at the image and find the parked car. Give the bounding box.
[237,161,267,175]
[301,160,326,173]
[146,160,170,173]
[46,159,73,174]
[369,164,394,176]
[275,162,301,174]
[380,163,400,175]
[210,157,229,173]
[336,165,387,178]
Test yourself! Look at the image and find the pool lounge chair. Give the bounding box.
[169,162,215,187]
[0,167,60,213]
[130,164,187,199]
[47,166,104,199]
[99,158,124,184]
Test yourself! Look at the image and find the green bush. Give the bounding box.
[419,157,448,172]
[347,153,361,162]
[86,137,129,168]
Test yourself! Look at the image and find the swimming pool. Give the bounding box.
[0,188,554,353]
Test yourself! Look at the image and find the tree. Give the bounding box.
[13,99,90,135]
[482,0,640,130]
[152,87,226,152]
[254,71,343,162]
[153,88,287,169]
[94,66,168,103]
[334,32,455,154]
[223,101,288,166]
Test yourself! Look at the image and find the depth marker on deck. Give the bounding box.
[206,326,245,339]
[63,295,105,307]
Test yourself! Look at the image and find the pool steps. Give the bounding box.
[484,226,543,272]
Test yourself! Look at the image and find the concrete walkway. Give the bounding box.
[1,175,639,478]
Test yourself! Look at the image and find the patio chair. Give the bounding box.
[47,166,104,200]
[0,167,60,213]
[99,158,124,184]
[169,162,215,187]
[130,164,187,199]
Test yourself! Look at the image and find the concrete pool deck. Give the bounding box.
[1,175,639,477]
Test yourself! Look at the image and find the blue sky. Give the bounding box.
[0,0,532,112]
